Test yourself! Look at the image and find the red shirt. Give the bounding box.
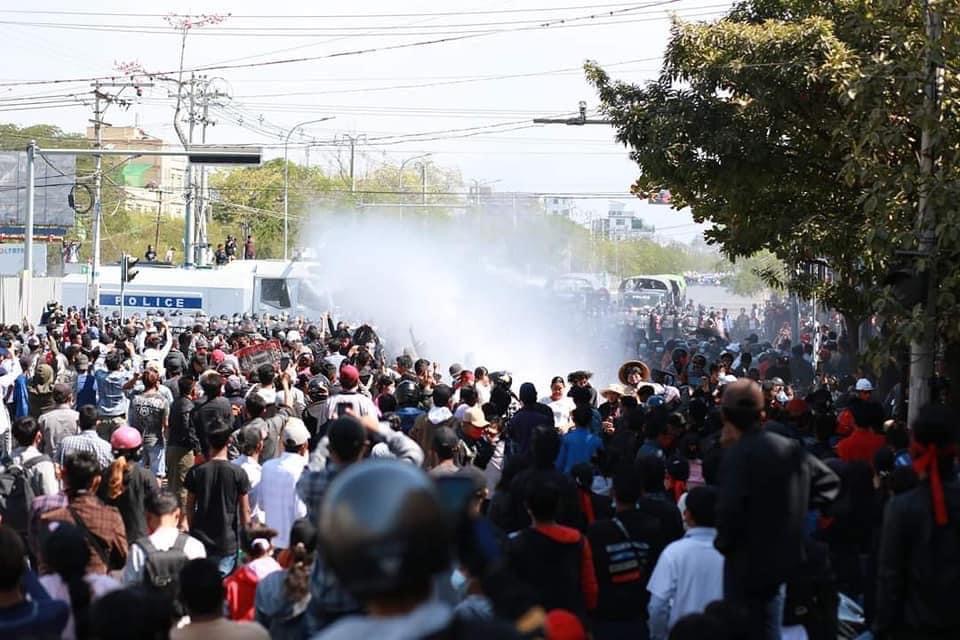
[836,428,886,464]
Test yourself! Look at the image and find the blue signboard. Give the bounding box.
[99,294,203,309]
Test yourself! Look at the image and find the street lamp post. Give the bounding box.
[397,153,431,191]
[283,117,334,261]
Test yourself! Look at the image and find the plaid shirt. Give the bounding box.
[58,430,114,470]
[29,492,68,559]
[296,461,340,525]
[41,493,128,574]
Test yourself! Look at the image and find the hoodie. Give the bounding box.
[409,406,459,469]
[505,523,598,619]
[254,569,310,640]
[225,557,281,621]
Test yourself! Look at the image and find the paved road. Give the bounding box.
[685,284,769,311]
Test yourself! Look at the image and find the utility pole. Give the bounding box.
[182,73,197,267]
[420,162,427,205]
[908,1,943,425]
[90,83,104,310]
[336,134,365,193]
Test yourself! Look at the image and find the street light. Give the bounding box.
[397,153,431,192]
[283,117,334,261]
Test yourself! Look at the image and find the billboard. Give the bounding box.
[0,151,77,228]
[0,243,47,276]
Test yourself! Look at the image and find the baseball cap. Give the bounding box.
[544,610,586,640]
[448,363,463,379]
[433,427,459,458]
[110,425,143,450]
[282,417,310,447]
[285,329,302,343]
[855,378,874,392]
[339,364,360,388]
[237,424,263,452]
[462,405,490,429]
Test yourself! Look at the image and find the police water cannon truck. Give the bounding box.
[61,259,332,319]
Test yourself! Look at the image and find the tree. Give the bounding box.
[586,0,960,357]
[208,158,344,258]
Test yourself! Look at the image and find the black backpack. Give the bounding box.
[137,533,190,613]
[0,454,51,534]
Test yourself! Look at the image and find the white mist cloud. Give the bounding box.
[304,210,629,391]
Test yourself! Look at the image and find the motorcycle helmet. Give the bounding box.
[307,376,330,402]
[318,460,450,599]
[490,371,513,389]
[394,379,419,406]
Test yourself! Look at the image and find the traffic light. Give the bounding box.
[121,254,140,283]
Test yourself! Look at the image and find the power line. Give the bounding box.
[0,1,686,87]
[0,2,688,19]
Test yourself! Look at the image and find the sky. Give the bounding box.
[0,0,734,242]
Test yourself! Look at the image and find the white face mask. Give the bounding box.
[450,568,468,600]
[777,391,789,404]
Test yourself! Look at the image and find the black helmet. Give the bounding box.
[395,379,419,406]
[307,376,330,402]
[490,371,513,389]
[318,460,449,599]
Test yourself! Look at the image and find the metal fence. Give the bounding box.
[0,276,60,324]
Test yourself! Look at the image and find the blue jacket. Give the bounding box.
[12,374,29,419]
[555,427,602,474]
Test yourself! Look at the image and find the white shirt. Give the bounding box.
[233,454,264,524]
[40,573,121,640]
[259,451,308,548]
[122,526,207,585]
[326,390,379,421]
[647,527,725,637]
[541,396,575,431]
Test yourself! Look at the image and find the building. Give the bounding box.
[591,201,655,241]
[84,126,186,217]
[545,196,576,218]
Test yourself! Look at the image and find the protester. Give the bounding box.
[58,405,113,470]
[40,451,128,575]
[39,383,79,458]
[255,518,318,640]
[505,472,598,621]
[174,558,269,639]
[184,417,252,577]
[259,419,309,550]
[875,404,960,638]
[98,425,158,545]
[166,375,200,512]
[647,486,725,640]
[715,379,839,640]
[224,527,282,621]
[127,367,169,476]
[122,491,206,589]
[587,463,663,639]
[0,524,70,637]
[38,522,121,640]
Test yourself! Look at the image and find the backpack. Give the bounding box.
[137,533,190,614]
[0,454,51,534]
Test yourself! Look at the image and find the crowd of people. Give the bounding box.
[0,298,956,640]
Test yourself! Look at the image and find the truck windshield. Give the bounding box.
[260,278,291,308]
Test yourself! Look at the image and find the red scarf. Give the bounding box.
[911,442,957,526]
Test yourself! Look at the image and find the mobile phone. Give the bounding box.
[336,402,351,418]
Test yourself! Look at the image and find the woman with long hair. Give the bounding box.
[98,425,159,543]
[38,523,121,640]
[255,519,319,640]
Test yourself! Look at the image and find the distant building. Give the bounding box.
[84,126,186,217]
[545,196,576,218]
[591,201,655,241]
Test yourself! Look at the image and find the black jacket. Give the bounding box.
[875,479,960,636]
[587,509,665,621]
[715,429,839,592]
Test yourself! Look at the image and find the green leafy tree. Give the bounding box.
[586,0,960,356]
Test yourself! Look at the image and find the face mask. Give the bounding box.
[450,568,468,599]
[777,391,789,404]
